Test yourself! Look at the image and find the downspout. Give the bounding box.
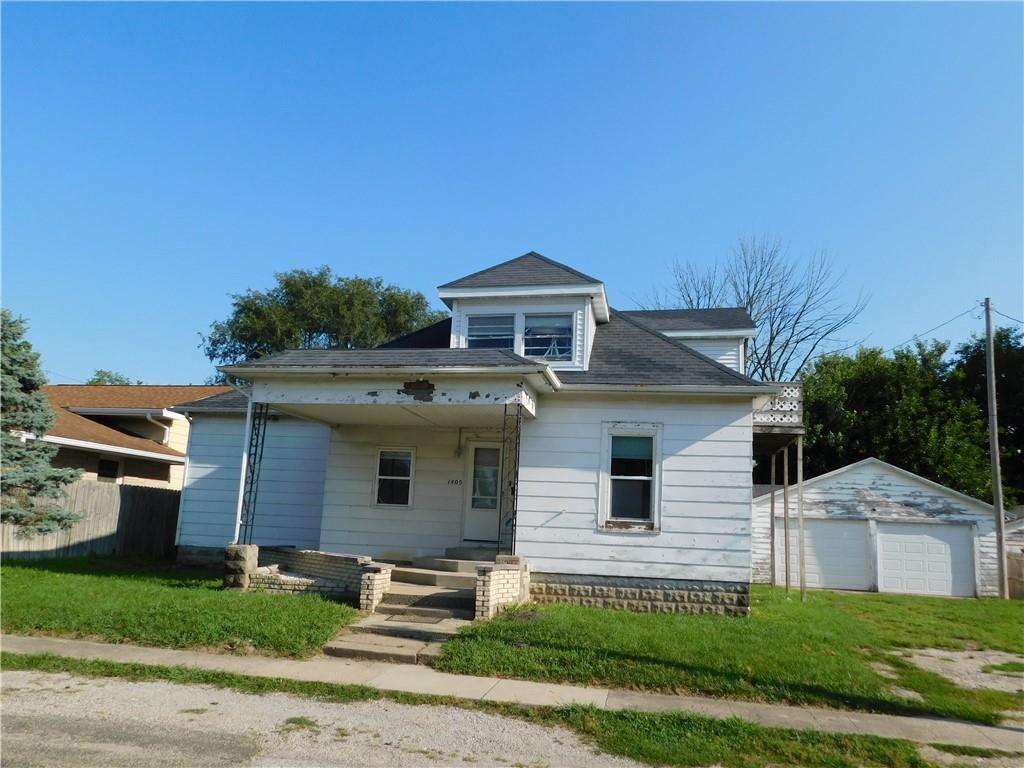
[229,381,254,546]
[145,413,171,445]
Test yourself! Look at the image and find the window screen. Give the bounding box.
[609,435,653,520]
[376,450,413,505]
[466,315,515,349]
[524,314,573,361]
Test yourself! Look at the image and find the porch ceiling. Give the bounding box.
[272,402,511,428]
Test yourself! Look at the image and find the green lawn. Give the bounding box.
[1,557,358,657]
[437,586,1024,724]
[2,652,945,768]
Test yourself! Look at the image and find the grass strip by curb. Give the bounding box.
[2,651,942,768]
[928,743,1024,759]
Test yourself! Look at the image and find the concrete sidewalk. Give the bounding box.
[3,634,1022,753]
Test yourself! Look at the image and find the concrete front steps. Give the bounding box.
[323,549,493,664]
[323,593,475,667]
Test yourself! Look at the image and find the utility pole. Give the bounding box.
[984,298,1008,599]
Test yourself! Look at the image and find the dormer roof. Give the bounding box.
[438,251,600,289]
[437,251,610,322]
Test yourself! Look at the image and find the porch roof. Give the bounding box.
[221,348,541,372]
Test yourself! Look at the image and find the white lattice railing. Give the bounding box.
[753,383,803,428]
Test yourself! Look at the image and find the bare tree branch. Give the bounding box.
[654,236,869,380]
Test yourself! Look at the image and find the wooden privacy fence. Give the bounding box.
[1,478,180,560]
[1008,554,1024,600]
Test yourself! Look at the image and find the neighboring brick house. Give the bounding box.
[42,385,231,489]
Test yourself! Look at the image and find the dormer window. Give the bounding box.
[524,314,573,361]
[466,315,515,349]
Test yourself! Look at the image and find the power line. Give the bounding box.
[885,304,981,354]
[44,369,87,384]
[992,308,1023,325]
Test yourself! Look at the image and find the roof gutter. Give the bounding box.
[557,383,779,396]
[662,328,758,340]
[220,363,558,379]
[39,435,186,463]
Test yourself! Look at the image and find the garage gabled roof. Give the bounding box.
[755,457,993,512]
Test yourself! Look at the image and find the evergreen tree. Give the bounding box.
[1,309,81,534]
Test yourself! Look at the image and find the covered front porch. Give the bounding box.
[230,368,556,562]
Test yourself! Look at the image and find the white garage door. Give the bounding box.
[774,518,872,590]
[877,523,975,597]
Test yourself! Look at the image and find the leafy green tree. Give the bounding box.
[203,267,447,367]
[801,342,999,504]
[1,310,81,534]
[950,326,1023,501]
[86,369,140,385]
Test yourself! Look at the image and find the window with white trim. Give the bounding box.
[466,315,515,349]
[375,448,414,506]
[600,423,662,529]
[524,314,573,361]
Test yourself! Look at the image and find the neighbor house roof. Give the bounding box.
[622,308,755,333]
[221,348,543,370]
[45,385,231,410]
[557,310,764,388]
[438,252,602,289]
[42,390,187,461]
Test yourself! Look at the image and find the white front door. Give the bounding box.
[463,444,501,543]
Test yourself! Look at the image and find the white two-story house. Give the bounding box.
[174,253,799,615]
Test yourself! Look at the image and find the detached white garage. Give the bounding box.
[752,458,999,598]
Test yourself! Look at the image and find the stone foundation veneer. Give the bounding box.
[529,573,750,617]
[224,545,393,612]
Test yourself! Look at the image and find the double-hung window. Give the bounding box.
[524,314,573,361]
[375,448,414,506]
[466,315,515,349]
[601,424,661,528]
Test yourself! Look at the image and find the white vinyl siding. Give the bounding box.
[176,414,329,550]
[680,338,744,372]
[516,396,754,582]
[752,459,995,596]
[320,425,500,561]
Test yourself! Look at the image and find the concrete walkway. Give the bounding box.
[3,634,1022,753]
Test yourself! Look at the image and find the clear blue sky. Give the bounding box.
[3,2,1021,384]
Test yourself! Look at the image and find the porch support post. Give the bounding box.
[232,397,254,545]
[797,435,806,603]
[782,445,791,592]
[238,402,270,545]
[498,402,523,556]
[769,451,776,587]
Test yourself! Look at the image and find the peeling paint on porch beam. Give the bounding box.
[250,377,539,417]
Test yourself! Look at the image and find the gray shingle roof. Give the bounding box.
[173,389,249,412]
[557,310,764,387]
[378,318,453,348]
[622,308,755,332]
[223,348,539,370]
[438,252,601,290]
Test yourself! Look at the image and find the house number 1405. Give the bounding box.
[448,479,462,485]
